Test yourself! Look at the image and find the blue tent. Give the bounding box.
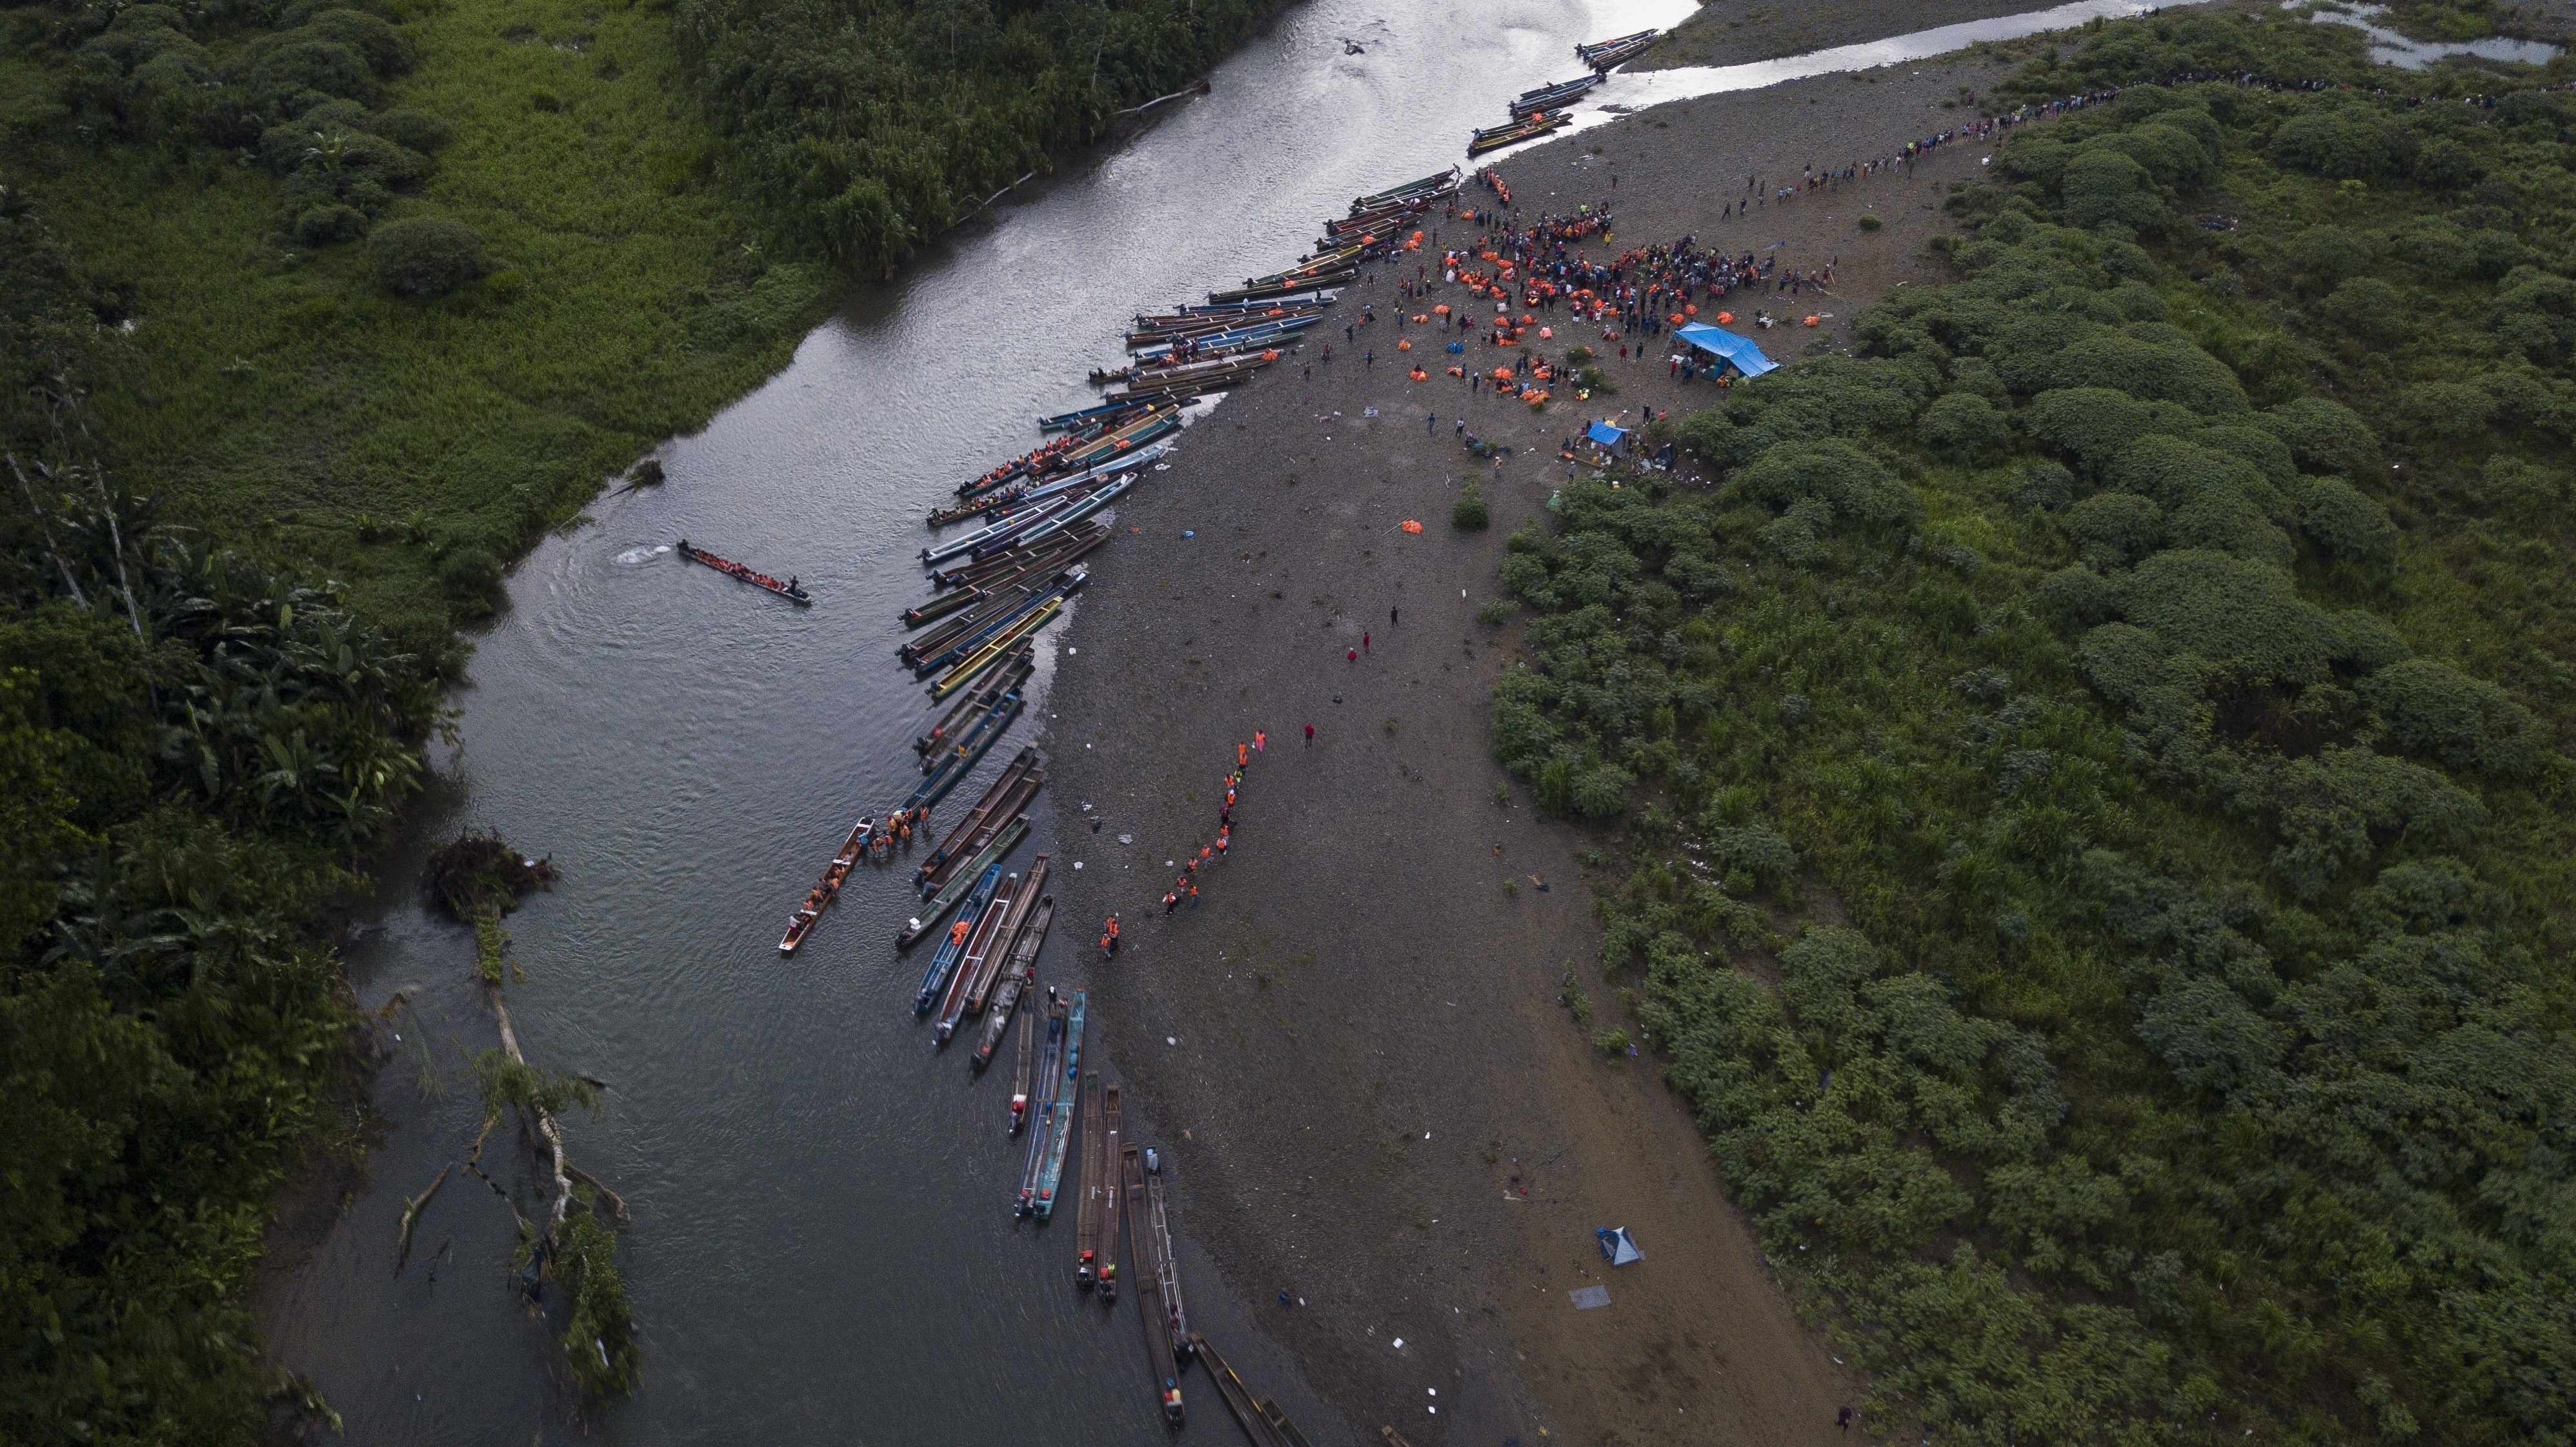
[1672,322,1778,378]
[1584,421,1627,450]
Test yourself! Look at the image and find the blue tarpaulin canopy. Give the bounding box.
[1596,1226,1643,1266]
[1585,421,1627,449]
[1672,323,1778,378]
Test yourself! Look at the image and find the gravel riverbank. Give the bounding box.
[1039,54,2012,1447]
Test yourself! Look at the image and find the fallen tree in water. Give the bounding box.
[403,831,636,1406]
[424,829,557,983]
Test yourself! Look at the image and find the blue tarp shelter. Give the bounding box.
[1672,323,1779,378]
[1584,421,1627,452]
[1596,1226,1643,1266]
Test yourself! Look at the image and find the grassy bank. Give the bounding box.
[1490,10,2576,1444]
[4,0,836,662]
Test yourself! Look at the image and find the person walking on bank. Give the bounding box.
[1237,741,1249,769]
[1254,729,1267,753]
[1304,722,1314,744]
[1100,914,1120,958]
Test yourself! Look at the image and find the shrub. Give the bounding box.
[2047,330,2249,414]
[2257,397,2377,476]
[228,39,379,110]
[1706,824,1798,891]
[294,8,416,76]
[2359,659,2546,776]
[1453,483,1490,530]
[370,215,495,297]
[1474,598,1516,625]
[2284,224,2374,288]
[2027,387,2191,473]
[2060,147,2166,232]
[368,107,453,154]
[2064,491,2164,569]
[1735,438,1916,525]
[1858,213,1882,230]
[2269,746,2486,898]
[2268,108,2418,180]
[2117,549,2339,689]
[2318,277,2407,344]
[2291,477,2397,563]
[1917,391,2010,461]
[292,204,369,247]
[438,545,505,601]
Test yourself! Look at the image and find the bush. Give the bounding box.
[2359,658,2546,776]
[2064,491,2164,569]
[438,545,505,602]
[2318,277,2407,344]
[2257,397,2378,476]
[1858,213,1882,230]
[1706,824,1798,891]
[2285,223,2375,288]
[2291,477,2397,563]
[370,215,495,297]
[1736,438,1916,525]
[227,38,380,110]
[1453,483,1490,530]
[2268,107,2418,180]
[1474,598,1516,625]
[368,107,453,154]
[292,204,369,247]
[2060,147,2166,232]
[2027,387,2192,473]
[2117,549,2339,689]
[1917,391,2010,461]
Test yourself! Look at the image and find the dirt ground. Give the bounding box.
[1040,57,2013,1447]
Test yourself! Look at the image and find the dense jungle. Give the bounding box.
[1492,11,2576,1444]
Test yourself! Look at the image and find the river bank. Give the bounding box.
[1636,0,2051,69]
[1040,54,2011,1444]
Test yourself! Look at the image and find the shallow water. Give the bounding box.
[2291,0,2561,70]
[1530,0,2217,144]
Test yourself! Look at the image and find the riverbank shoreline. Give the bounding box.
[1039,50,2017,1444]
[1633,0,2055,70]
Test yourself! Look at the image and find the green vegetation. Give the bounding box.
[673,0,1283,276]
[1453,481,1491,530]
[1,0,841,1428]
[3,0,837,660]
[1,201,441,1435]
[1496,13,2576,1443]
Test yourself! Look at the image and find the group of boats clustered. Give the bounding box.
[664,30,1658,1439]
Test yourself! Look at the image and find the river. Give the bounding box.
[264,0,1692,1441]
[256,0,2289,1439]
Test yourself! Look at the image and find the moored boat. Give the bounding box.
[1511,73,1600,116]
[1469,110,1571,156]
[1029,992,1086,1219]
[913,863,1004,1014]
[1352,167,1458,211]
[896,816,1030,948]
[932,870,1021,1040]
[971,893,1051,1072]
